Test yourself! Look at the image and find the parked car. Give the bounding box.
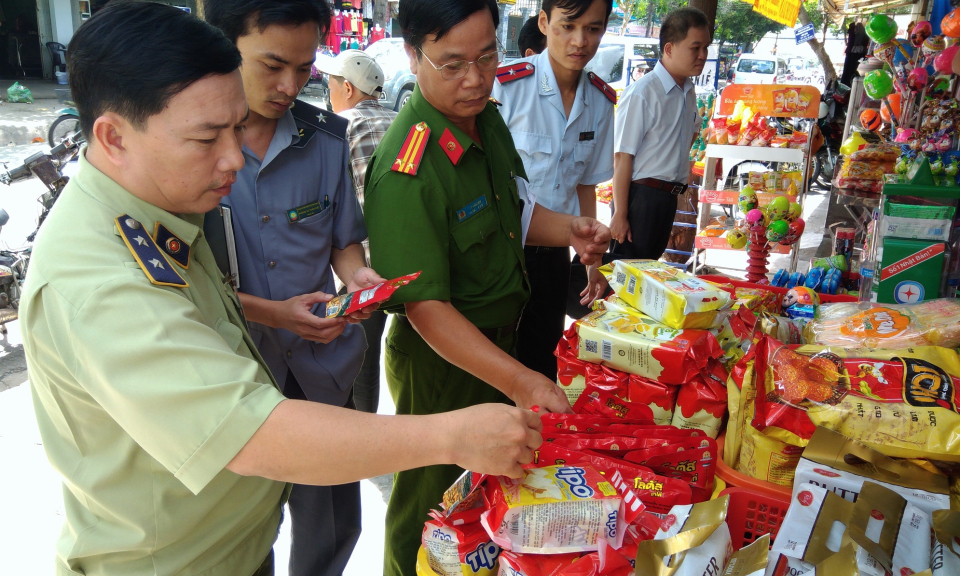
[585,36,660,94]
[732,53,788,84]
[365,38,416,111]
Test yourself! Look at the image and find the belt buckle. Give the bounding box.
[671,184,685,195]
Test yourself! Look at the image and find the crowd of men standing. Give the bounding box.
[18,0,712,575]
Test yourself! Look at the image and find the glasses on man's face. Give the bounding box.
[419,49,502,81]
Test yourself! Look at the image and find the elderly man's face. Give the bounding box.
[119,71,248,214]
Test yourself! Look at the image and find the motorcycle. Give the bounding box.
[811,81,849,190]
[48,88,81,146]
[0,134,83,328]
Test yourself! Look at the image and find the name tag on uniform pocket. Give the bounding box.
[286,195,330,223]
[457,195,488,223]
[579,131,595,141]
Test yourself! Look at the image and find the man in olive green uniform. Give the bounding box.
[363,2,611,574]
[22,5,544,575]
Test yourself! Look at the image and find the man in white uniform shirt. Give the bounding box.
[610,7,710,260]
[492,0,615,380]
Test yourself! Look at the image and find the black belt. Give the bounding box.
[524,245,566,253]
[634,177,688,196]
[398,315,519,342]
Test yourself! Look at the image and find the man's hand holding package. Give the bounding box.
[274,292,347,343]
[344,266,387,323]
[444,404,543,479]
[570,217,611,266]
[510,371,573,415]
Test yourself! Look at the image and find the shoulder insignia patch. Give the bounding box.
[392,122,430,176]
[438,128,464,166]
[153,223,190,269]
[116,215,187,288]
[588,72,618,105]
[291,99,347,144]
[488,97,502,107]
[496,62,535,84]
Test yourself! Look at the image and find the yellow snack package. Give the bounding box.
[600,260,733,330]
[805,300,960,349]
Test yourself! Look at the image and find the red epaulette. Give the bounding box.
[496,62,535,84]
[588,72,618,105]
[391,122,430,176]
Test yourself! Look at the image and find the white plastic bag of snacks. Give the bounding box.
[846,482,932,576]
[636,496,733,576]
[723,535,769,576]
[932,510,960,576]
[480,466,625,554]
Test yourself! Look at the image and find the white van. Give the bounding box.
[732,53,787,85]
[584,36,660,94]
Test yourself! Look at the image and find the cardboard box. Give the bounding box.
[793,427,950,515]
[871,237,945,304]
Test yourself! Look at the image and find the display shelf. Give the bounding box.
[699,189,798,206]
[703,144,805,165]
[695,236,792,254]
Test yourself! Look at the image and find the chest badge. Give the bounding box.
[457,195,488,223]
[286,198,326,223]
[116,215,188,288]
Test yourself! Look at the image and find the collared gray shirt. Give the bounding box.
[224,103,367,407]
[614,61,701,183]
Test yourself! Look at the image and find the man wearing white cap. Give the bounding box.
[319,49,398,415]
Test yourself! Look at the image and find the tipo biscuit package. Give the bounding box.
[422,509,501,576]
[931,509,960,576]
[480,465,625,554]
[636,496,733,576]
[600,260,733,330]
[794,427,950,515]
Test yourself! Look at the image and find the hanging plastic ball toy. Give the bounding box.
[860,108,882,131]
[911,21,933,47]
[863,69,894,100]
[865,14,898,44]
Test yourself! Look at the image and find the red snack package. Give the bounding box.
[324,271,420,317]
[545,432,677,452]
[671,360,729,438]
[603,424,704,439]
[540,413,657,433]
[556,549,633,576]
[555,330,588,407]
[624,439,718,500]
[627,374,680,426]
[572,385,657,422]
[496,551,581,576]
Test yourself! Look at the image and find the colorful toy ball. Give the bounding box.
[911,21,933,47]
[766,219,789,243]
[781,218,805,245]
[768,196,790,221]
[726,228,748,249]
[907,67,929,90]
[738,185,759,213]
[880,93,901,125]
[865,15,898,44]
[860,108,882,131]
[863,69,894,100]
[787,202,802,222]
[943,7,960,38]
[894,127,919,143]
[782,286,820,318]
[934,45,960,73]
[746,208,765,230]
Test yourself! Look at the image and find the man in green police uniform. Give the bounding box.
[363,1,611,574]
[21,5,545,576]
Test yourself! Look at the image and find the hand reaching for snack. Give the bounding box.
[443,404,543,478]
[510,371,573,415]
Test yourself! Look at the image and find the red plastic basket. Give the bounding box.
[720,487,792,550]
[697,274,858,303]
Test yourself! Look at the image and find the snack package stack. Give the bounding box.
[725,334,960,487]
[804,300,960,349]
[836,143,899,193]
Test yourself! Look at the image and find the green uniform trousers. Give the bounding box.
[383,316,515,576]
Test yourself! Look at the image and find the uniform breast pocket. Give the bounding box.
[574,139,597,167]
[450,208,499,287]
[215,318,245,353]
[512,132,552,188]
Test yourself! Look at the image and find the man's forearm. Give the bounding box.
[576,184,597,220]
[228,399,456,485]
[526,204,576,247]
[612,153,634,216]
[331,243,368,286]
[238,293,279,327]
[405,300,527,399]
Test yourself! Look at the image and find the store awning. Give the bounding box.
[821,0,919,20]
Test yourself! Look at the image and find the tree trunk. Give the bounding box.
[645,0,655,37]
[620,0,638,36]
[688,0,718,31]
[798,4,837,84]
[373,0,388,29]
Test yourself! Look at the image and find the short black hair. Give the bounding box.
[68,1,241,138]
[203,0,331,45]
[659,7,711,53]
[518,16,545,55]
[399,0,499,56]
[542,0,614,21]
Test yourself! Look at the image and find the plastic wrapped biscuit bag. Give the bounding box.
[480,465,625,554]
[671,360,728,439]
[636,496,732,576]
[804,300,960,349]
[722,535,769,576]
[932,510,960,576]
[846,482,932,576]
[555,330,589,406]
[600,260,733,330]
[495,551,580,576]
[422,509,501,576]
[573,302,723,385]
[571,385,657,422]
